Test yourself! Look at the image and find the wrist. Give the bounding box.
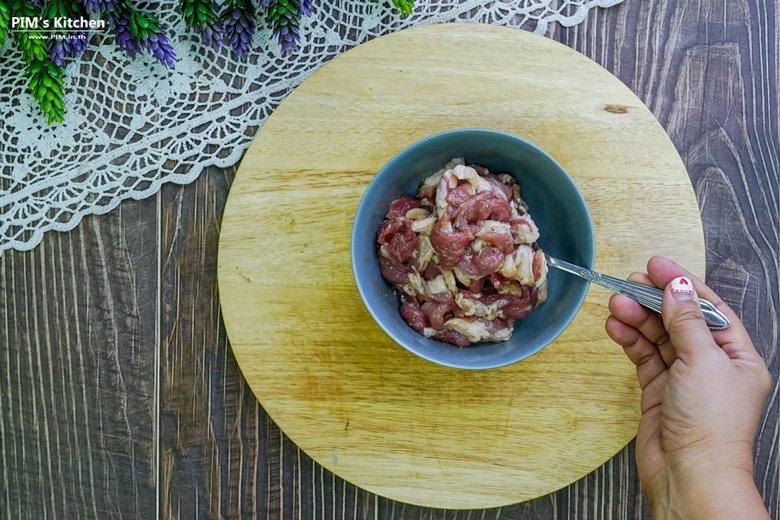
[647,459,768,520]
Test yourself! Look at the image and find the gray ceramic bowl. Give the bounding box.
[351,129,594,370]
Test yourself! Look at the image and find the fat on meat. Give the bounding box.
[376,158,548,347]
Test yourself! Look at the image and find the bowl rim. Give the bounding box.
[351,127,595,370]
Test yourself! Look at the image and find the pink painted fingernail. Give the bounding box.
[670,276,695,300]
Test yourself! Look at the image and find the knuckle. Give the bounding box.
[668,305,704,331]
[652,333,670,347]
[633,349,656,367]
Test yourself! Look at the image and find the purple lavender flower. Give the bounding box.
[104,4,176,67]
[276,23,300,55]
[221,0,255,58]
[107,8,141,57]
[181,0,225,49]
[299,0,312,17]
[196,23,224,49]
[267,0,301,55]
[79,0,110,10]
[48,39,69,67]
[71,35,89,56]
[141,33,177,68]
[47,33,89,66]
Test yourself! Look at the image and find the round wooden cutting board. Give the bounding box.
[218,23,705,509]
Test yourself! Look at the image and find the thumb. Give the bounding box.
[661,276,718,361]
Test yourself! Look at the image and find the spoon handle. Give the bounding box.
[545,255,731,331]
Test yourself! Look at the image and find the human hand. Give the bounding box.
[605,256,771,520]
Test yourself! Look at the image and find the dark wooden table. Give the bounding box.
[2,0,778,518]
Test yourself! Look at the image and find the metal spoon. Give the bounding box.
[545,254,731,331]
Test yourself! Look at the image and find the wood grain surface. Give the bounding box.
[1,0,777,518]
[216,23,704,509]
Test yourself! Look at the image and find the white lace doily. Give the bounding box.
[0,0,624,255]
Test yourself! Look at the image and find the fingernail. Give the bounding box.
[670,276,696,301]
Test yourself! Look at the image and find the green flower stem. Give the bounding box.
[42,0,70,19]
[0,0,10,47]
[26,60,66,124]
[392,0,414,15]
[127,4,161,40]
[10,0,46,61]
[181,0,220,29]
[10,0,66,124]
